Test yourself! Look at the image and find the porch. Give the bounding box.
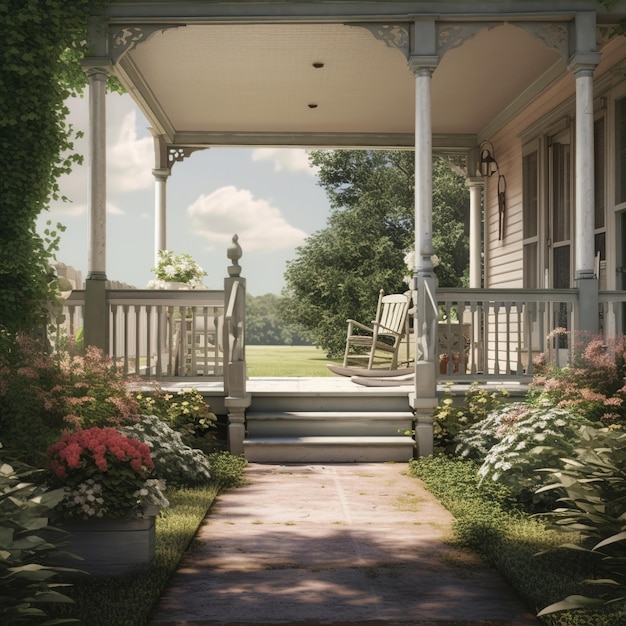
[54,274,617,460]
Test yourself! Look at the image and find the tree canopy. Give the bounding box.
[282,150,469,356]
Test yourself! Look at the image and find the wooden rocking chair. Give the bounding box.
[342,289,411,370]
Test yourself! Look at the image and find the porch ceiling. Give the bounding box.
[115,20,563,149]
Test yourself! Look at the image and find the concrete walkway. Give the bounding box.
[149,463,539,626]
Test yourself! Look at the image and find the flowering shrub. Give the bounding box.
[0,335,141,462]
[49,346,142,430]
[432,383,508,454]
[120,415,212,486]
[135,385,218,451]
[456,403,593,510]
[149,249,207,289]
[46,427,165,519]
[531,332,626,428]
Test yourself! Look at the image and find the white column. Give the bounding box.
[153,168,170,263]
[408,55,438,457]
[568,12,601,336]
[467,177,484,288]
[572,64,597,280]
[86,67,108,279]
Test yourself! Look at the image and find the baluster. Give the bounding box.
[515,302,524,376]
[134,305,141,376]
[123,305,130,374]
[111,304,119,364]
[493,302,500,375]
[470,301,477,375]
[503,302,511,376]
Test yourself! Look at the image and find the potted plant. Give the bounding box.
[148,249,207,289]
[46,427,168,575]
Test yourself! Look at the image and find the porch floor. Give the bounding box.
[161,375,531,399]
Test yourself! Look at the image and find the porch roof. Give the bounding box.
[100,1,624,151]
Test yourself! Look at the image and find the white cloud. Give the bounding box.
[251,148,317,175]
[49,94,153,216]
[108,109,154,192]
[188,186,307,252]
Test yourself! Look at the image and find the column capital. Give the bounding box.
[152,167,171,181]
[567,52,601,76]
[466,176,484,189]
[408,56,439,75]
[81,59,113,77]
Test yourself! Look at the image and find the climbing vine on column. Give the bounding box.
[0,0,113,334]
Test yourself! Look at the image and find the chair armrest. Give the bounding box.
[347,319,375,334]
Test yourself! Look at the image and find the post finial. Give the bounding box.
[227,234,242,277]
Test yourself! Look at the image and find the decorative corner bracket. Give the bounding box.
[110,24,183,64]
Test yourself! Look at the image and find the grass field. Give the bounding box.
[246,345,342,377]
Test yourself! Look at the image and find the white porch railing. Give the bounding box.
[58,289,226,379]
[436,288,579,380]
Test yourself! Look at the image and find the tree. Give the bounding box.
[282,150,469,357]
[246,294,308,345]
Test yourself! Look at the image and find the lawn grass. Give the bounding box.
[48,485,220,626]
[246,344,342,377]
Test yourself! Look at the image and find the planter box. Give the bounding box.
[60,515,156,576]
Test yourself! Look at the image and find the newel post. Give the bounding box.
[223,235,251,455]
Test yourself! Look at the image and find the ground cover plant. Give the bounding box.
[419,333,626,624]
[409,455,626,626]
[0,329,246,624]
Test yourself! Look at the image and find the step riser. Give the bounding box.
[249,395,410,413]
[247,416,413,438]
[244,443,415,464]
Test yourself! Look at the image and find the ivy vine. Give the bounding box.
[0,0,111,335]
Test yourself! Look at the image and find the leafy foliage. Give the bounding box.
[282,151,469,356]
[409,455,626,625]
[0,456,77,625]
[0,0,104,334]
[246,294,308,345]
[135,385,218,451]
[0,334,142,462]
[120,415,212,487]
[206,451,248,489]
[432,383,508,453]
[537,426,626,615]
[455,403,592,510]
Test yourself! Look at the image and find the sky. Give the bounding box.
[37,92,333,296]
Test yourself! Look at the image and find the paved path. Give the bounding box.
[149,463,539,626]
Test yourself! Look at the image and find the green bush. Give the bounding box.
[0,454,77,625]
[433,382,508,453]
[456,403,592,510]
[120,415,212,486]
[537,426,626,615]
[206,452,248,489]
[135,385,217,450]
[409,455,626,626]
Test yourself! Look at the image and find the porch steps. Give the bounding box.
[243,381,415,463]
